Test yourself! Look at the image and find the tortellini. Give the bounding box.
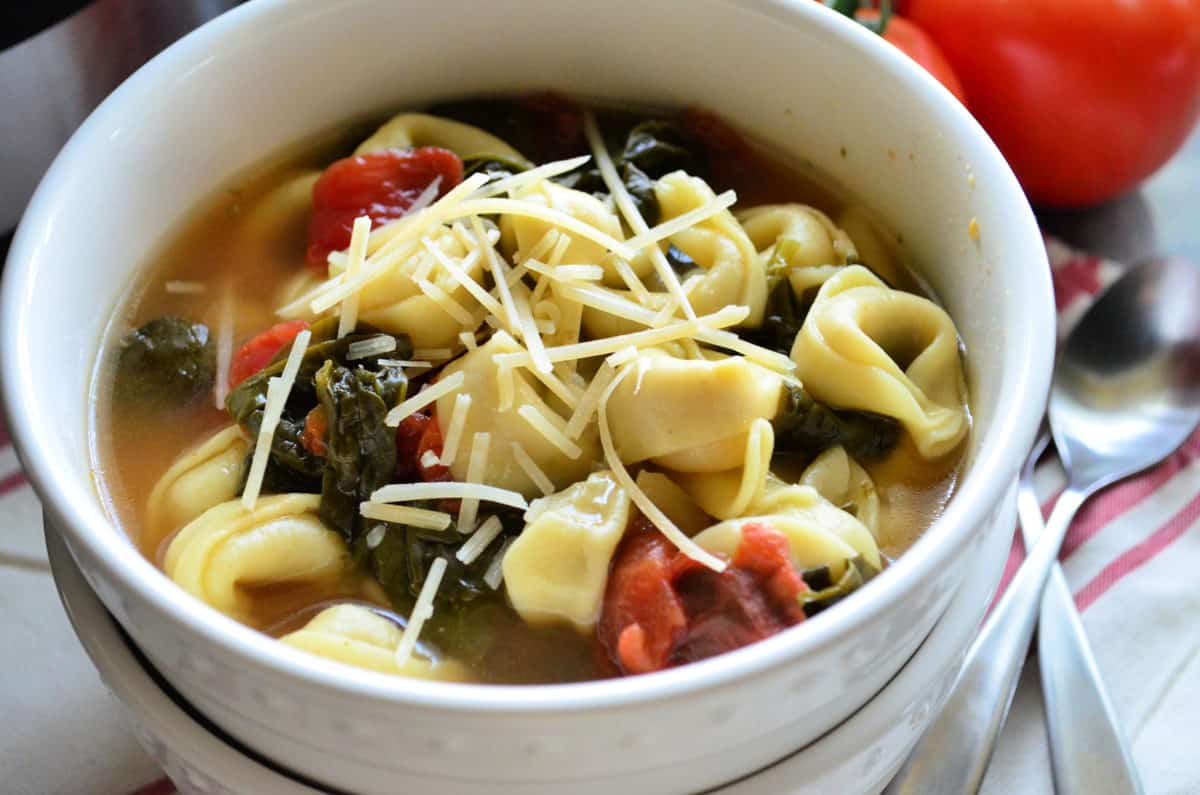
[435,331,600,497]
[581,171,767,338]
[164,494,351,624]
[737,204,858,295]
[356,112,531,167]
[791,265,968,460]
[236,170,320,270]
[326,223,487,348]
[801,446,880,538]
[673,418,774,520]
[145,425,249,550]
[693,482,881,577]
[605,348,783,470]
[634,471,712,535]
[280,604,469,681]
[502,471,631,630]
[501,181,625,269]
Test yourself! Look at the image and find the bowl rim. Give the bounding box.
[1,0,1054,713]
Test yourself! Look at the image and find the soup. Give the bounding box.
[91,95,967,684]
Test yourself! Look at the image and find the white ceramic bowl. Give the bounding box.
[45,481,1014,795]
[2,1,1054,793]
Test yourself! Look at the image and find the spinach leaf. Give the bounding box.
[773,385,900,462]
[360,507,525,610]
[462,154,529,179]
[621,120,695,178]
[799,556,878,618]
[554,118,700,227]
[114,316,214,407]
[225,318,412,502]
[314,360,405,542]
[740,277,805,357]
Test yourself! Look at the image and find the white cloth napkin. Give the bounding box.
[1,238,1197,794]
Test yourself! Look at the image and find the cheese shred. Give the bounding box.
[439,393,472,467]
[394,556,447,668]
[458,432,492,534]
[518,405,582,459]
[511,441,556,495]
[385,371,465,427]
[337,215,371,338]
[360,502,452,531]
[456,515,504,564]
[242,329,312,510]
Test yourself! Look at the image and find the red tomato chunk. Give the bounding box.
[306,147,463,270]
[599,519,809,675]
[227,320,310,389]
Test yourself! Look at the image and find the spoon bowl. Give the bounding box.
[1053,258,1200,490]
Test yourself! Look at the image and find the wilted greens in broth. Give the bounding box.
[92,95,966,684]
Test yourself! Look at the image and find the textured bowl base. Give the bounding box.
[48,483,1014,795]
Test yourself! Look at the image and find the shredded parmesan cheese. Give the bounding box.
[622,190,738,251]
[458,432,492,533]
[419,449,441,469]
[483,538,514,589]
[459,331,477,351]
[512,287,553,374]
[212,288,234,410]
[439,393,472,467]
[473,216,520,333]
[598,366,726,572]
[565,362,615,439]
[377,359,432,370]
[242,329,312,509]
[555,264,604,282]
[337,216,371,338]
[492,305,749,369]
[165,280,206,295]
[475,155,591,198]
[518,405,582,459]
[385,371,465,427]
[365,525,386,550]
[582,111,696,320]
[346,334,396,360]
[610,256,651,305]
[395,556,447,667]
[371,482,528,510]
[456,515,504,564]
[360,502,452,531]
[497,362,516,411]
[445,198,635,260]
[415,277,474,325]
[511,441,555,495]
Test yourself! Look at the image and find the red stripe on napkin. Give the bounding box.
[1060,427,1200,558]
[1074,490,1200,613]
[127,777,176,795]
[0,470,26,497]
[1051,254,1104,311]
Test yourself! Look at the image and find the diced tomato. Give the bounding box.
[520,93,586,163]
[227,320,310,389]
[306,147,463,270]
[394,410,451,483]
[300,406,328,457]
[599,518,808,675]
[415,411,452,483]
[734,522,809,624]
[598,518,689,675]
[680,107,753,187]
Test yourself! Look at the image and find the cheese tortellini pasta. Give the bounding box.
[435,331,600,497]
[604,348,783,471]
[164,494,353,625]
[280,604,469,680]
[356,112,531,167]
[801,445,881,538]
[146,425,249,550]
[792,265,969,459]
[503,471,631,629]
[738,203,858,295]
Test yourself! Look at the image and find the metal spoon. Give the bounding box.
[886,257,1200,795]
[1021,424,1142,794]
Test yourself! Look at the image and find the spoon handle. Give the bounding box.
[1015,434,1143,794]
[884,486,1086,795]
[1037,572,1143,794]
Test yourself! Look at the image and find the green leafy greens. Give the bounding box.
[225,318,411,540]
[114,316,214,407]
[773,385,900,462]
